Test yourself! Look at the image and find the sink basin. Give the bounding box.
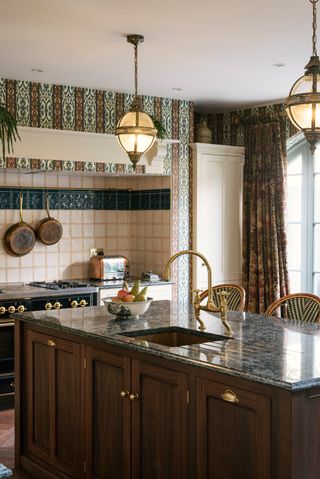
[120,326,230,347]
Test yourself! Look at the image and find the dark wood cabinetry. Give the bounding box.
[195,378,270,479]
[131,359,189,479]
[85,347,131,479]
[23,328,81,477]
[15,322,320,479]
[85,349,188,479]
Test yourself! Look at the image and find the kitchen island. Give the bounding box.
[12,301,320,479]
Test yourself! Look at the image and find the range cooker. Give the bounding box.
[0,280,98,408]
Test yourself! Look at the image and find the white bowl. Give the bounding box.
[102,297,153,318]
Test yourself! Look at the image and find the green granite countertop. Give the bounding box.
[12,300,320,391]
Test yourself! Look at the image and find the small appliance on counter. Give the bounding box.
[89,254,130,280]
[141,271,161,282]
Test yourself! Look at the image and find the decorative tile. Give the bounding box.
[117,191,130,210]
[62,85,75,130]
[59,191,74,209]
[84,161,95,172]
[104,190,117,209]
[29,190,44,209]
[83,88,96,132]
[0,190,12,208]
[150,191,160,209]
[16,80,30,126]
[16,158,30,169]
[39,83,54,129]
[6,158,17,168]
[62,160,75,172]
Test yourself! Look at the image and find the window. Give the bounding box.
[287,135,320,294]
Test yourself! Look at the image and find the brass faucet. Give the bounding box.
[163,250,233,336]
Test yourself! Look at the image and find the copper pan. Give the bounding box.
[36,195,63,245]
[4,192,36,256]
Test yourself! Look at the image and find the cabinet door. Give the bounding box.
[85,347,131,479]
[195,378,270,479]
[24,328,81,477]
[131,360,189,479]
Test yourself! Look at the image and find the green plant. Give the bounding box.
[0,103,21,160]
[150,115,167,140]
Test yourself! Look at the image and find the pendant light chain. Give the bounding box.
[134,42,138,98]
[312,0,319,56]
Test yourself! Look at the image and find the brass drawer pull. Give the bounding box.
[47,339,56,347]
[129,393,139,401]
[221,389,239,403]
[120,390,129,398]
[10,381,15,390]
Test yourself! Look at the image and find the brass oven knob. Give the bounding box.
[53,302,62,310]
[79,300,88,307]
[71,300,79,308]
[0,306,6,314]
[8,306,16,313]
[17,305,25,313]
[45,303,53,310]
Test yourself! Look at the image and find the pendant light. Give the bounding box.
[286,0,320,153]
[115,34,157,169]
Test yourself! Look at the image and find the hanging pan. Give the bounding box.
[4,192,36,256]
[36,194,63,245]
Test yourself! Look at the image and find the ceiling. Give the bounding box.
[0,0,315,113]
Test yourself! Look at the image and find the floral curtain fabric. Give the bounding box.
[242,122,290,313]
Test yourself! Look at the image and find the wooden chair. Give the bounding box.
[265,293,320,323]
[200,284,246,312]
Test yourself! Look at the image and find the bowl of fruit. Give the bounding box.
[102,280,152,318]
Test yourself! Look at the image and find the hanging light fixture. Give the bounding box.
[286,0,320,153]
[115,34,157,169]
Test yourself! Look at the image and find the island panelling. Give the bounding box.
[13,302,320,479]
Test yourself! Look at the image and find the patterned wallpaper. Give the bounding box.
[0,78,194,301]
[195,103,298,147]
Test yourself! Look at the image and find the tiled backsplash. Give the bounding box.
[0,187,170,210]
[0,173,171,283]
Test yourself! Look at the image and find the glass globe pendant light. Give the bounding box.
[286,0,320,153]
[115,34,157,169]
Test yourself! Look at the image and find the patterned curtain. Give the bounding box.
[242,122,290,313]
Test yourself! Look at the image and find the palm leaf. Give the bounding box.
[0,104,21,160]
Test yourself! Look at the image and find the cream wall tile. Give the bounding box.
[82,176,94,188]
[7,269,20,283]
[20,268,33,283]
[6,256,20,269]
[0,268,7,283]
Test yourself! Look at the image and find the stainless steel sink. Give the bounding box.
[120,326,230,347]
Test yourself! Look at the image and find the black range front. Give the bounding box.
[0,290,97,408]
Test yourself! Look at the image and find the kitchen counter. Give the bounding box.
[84,277,175,288]
[0,283,98,300]
[12,300,320,391]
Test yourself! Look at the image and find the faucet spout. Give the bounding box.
[164,250,234,334]
[164,249,215,306]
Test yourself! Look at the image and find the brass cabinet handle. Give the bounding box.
[120,390,130,398]
[0,307,6,314]
[17,305,26,313]
[8,306,16,313]
[45,303,52,310]
[79,300,88,307]
[53,302,62,310]
[71,300,78,308]
[221,389,239,403]
[47,339,56,347]
[129,393,139,401]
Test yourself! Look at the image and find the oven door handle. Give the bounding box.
[0,321,14,327]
